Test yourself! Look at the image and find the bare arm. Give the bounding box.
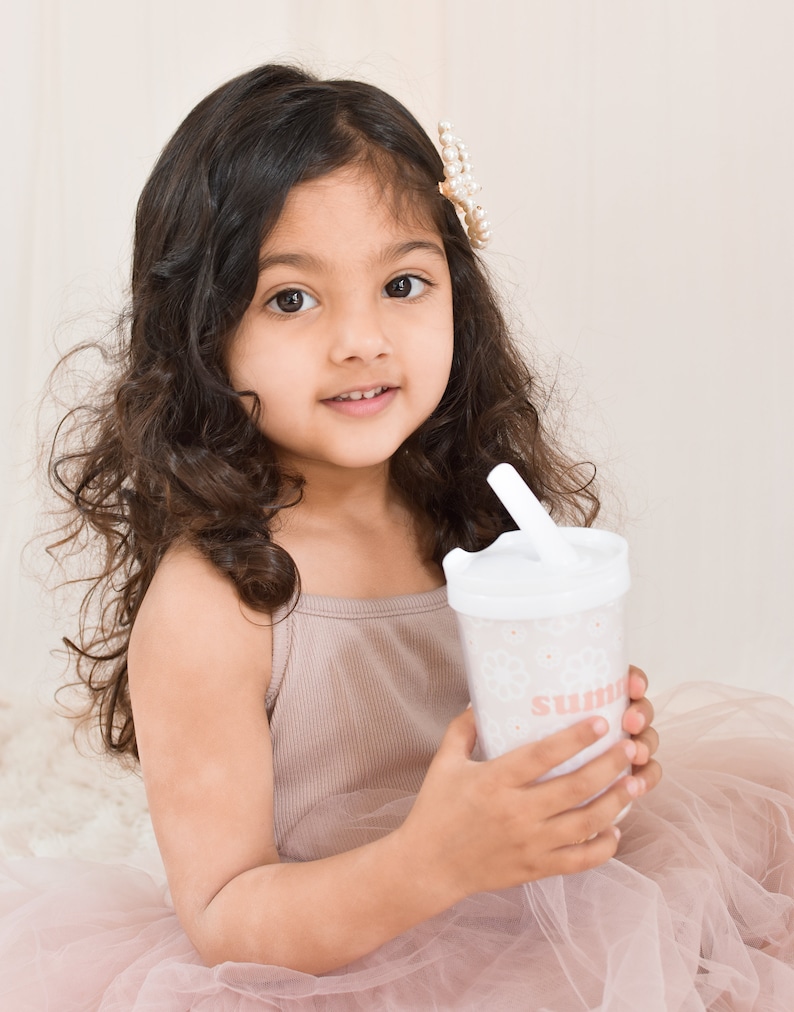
[129,546,641,974]
[129,545,464,970]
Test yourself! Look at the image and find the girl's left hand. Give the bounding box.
[621,665,662,796]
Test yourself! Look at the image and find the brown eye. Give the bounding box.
[384,275,427,299]
[267,289,317,314]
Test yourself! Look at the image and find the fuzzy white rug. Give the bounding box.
[0,691,164,877]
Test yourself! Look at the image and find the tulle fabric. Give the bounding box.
[1,682,793,1011]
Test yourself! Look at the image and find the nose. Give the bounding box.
[328,303,392,365]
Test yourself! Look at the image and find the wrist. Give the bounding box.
[388,816,467,915]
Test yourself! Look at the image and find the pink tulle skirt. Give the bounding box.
[1,682,793,1011]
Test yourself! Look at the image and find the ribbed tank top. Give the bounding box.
[266,587,469,856]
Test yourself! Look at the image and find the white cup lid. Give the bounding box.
[443,527,630,620]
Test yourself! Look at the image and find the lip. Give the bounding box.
[321,385,398,417]
[326,382,393,399]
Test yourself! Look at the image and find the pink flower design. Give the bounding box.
[502,625,528,646]
[506,715,532,740]
[535,645,562,669]
[587,613,608,636]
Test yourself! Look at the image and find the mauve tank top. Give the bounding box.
[265,587,469,855]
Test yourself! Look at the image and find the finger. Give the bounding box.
[531,738,638,817]
[630,725,660,768]
[551,826,622,875]
[628,666,648,700]
[491,716,611,786]
[634,758,663,796]
[550,770,639,845]
[622,696,654,736]
[438,707,479,759]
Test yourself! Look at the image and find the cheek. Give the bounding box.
[417,326,455,411]
[224,327,257,391]
[422,297,454,374]
[435,318,455,384]
[227,333,305,395]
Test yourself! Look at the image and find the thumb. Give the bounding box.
[438,706,478,760]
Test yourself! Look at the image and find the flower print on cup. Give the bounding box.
[464,635,480,656]
[561,645,610,692]
[506,714,532,742]
[481,649,531,702]
[535,645,562,669]
[586,613,608,637]
[502,624,527,646]
[534,613,581,637]
[458,615,497,656]
[465,616,495,630]
[483,715,506,755]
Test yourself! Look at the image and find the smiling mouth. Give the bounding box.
[330,385,390,402]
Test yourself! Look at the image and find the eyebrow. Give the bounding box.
[257,239,447,274]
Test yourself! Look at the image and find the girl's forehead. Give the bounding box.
[263,166,442,253]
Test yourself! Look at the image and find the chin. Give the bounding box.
[274,447,398,474]
[273,422,427,473]
[329,452,399,471]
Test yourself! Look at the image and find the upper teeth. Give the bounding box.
[334,386,387,401]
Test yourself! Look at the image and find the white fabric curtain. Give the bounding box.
[2,0,792,699]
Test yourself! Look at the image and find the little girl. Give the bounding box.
[2,64,793,1010]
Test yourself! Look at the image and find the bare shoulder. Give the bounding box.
[130,542,272,687]
[128,539,275,765]
[128,542,279,927]
[126,538,269,704]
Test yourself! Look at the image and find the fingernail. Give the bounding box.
[636,776,647,796]
[592,717,609,736]
[625,776,639,797]
[613,826,622,842]
[623,739,637,761]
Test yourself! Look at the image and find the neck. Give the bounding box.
[271,459,442,598]
[289,460,396,523]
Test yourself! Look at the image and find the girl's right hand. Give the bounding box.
[399,708,637,906]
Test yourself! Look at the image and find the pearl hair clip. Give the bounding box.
[437,121,492,249]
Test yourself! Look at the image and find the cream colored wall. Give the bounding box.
[2,1,792,699]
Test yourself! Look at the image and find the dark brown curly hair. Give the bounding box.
[50,64,599,760]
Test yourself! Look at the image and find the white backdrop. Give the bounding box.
[1,0,792,701]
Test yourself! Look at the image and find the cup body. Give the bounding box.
[455,598,628,776]
[443,528,631,781]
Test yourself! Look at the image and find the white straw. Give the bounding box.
[487,463,579,566]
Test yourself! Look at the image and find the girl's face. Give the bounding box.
[227,166,454,476]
